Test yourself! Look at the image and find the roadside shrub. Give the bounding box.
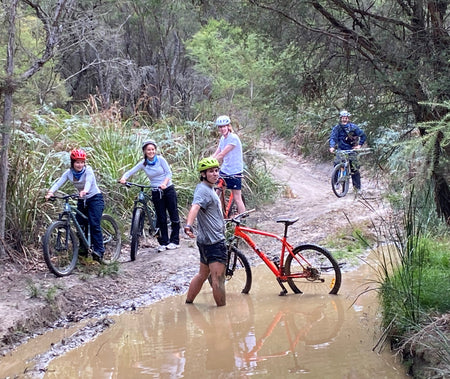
[376,187,450,336]
[6,108,278,264]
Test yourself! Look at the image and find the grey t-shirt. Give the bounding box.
[192,182,225,245]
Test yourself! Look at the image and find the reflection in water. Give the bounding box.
[42,265,406,378]
[1,265,407,378]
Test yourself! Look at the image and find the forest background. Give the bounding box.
[0,1,449,377]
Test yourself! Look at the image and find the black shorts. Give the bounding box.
[197,240,227,265]
[219,172,243,190]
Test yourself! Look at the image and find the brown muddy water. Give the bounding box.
[1,262,407,378]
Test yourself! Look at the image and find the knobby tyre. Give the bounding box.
[285,244,341,295]
[226,246,252,294]
[43,220,78,277]
[130,208,145,261]
[101,214,122,264]
[147,206,159,237]
[207,245,252,294]
[331,163,349,198]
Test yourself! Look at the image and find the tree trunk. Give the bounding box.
[0,0,19,258]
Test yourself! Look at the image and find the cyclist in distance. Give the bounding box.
[184,157,228,306]
[329,110,367,193]
[119,140,180,252]
[212,115,246,213]
[45,149,105,261]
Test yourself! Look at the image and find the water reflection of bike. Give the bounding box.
[234,296,345,374]
[187,294,344,375]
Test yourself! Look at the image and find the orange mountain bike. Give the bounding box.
[224,210,342,296]
[215,175,246,218]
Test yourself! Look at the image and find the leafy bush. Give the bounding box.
[376,188,450,336]
[7,108,278,262]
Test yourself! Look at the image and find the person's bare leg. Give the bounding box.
[232,189,245,213]
[186,263,210,304]
[209,261,226,306]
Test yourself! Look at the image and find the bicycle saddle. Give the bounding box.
[276,217,299,226]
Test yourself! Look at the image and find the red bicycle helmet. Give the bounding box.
[70,149,86,161]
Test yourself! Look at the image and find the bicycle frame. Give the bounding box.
[58,196,91,251]
[216,177,234,217]
[233,224,291,278]
[124,182,158,235]
[231,216,315,282]
[132,188,157,231]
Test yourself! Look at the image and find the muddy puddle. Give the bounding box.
[0,259,407,378]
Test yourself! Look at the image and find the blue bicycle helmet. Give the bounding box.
[215,115,231,126]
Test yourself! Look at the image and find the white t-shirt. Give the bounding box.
[218,132,243,175]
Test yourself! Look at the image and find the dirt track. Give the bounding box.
[0,141,384,358]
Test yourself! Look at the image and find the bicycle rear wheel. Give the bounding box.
[101,214,122,264]
[226,246,252,294]
[43,220,78,277]
[285,244,341,295]
[331,163,349,197]
[130,207,145,261]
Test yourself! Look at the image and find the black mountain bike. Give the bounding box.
[121,182,159,261]
[43,194,122,277]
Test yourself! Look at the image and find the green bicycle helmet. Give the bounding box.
[198,157,220,172]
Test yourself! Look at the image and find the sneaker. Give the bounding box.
[157,245,167,252]
[166,243,179,250]
[92,250,103,262]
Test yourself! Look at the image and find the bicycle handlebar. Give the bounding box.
[335,148,372,154]
[119,181,154,190]
[225,209,256,223]
[48,193,80,201]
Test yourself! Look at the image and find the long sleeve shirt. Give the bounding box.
[48,165,101,199]
[122,156,173,188]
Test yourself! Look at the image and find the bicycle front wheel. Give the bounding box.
[130,208,145,261]
[225,194,246,219]
[43,220,78,277]
[285,244,341,295]
[101,214,122,264]
[331,163,349,198]
[226,246,252,294]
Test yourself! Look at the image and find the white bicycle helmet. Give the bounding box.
[142,140,157,150]
[339,110,351,118]
[215,115,231,126]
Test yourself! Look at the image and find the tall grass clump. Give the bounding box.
[7,107,279,263]
[7,129,66,260]
[376,187,450,338]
